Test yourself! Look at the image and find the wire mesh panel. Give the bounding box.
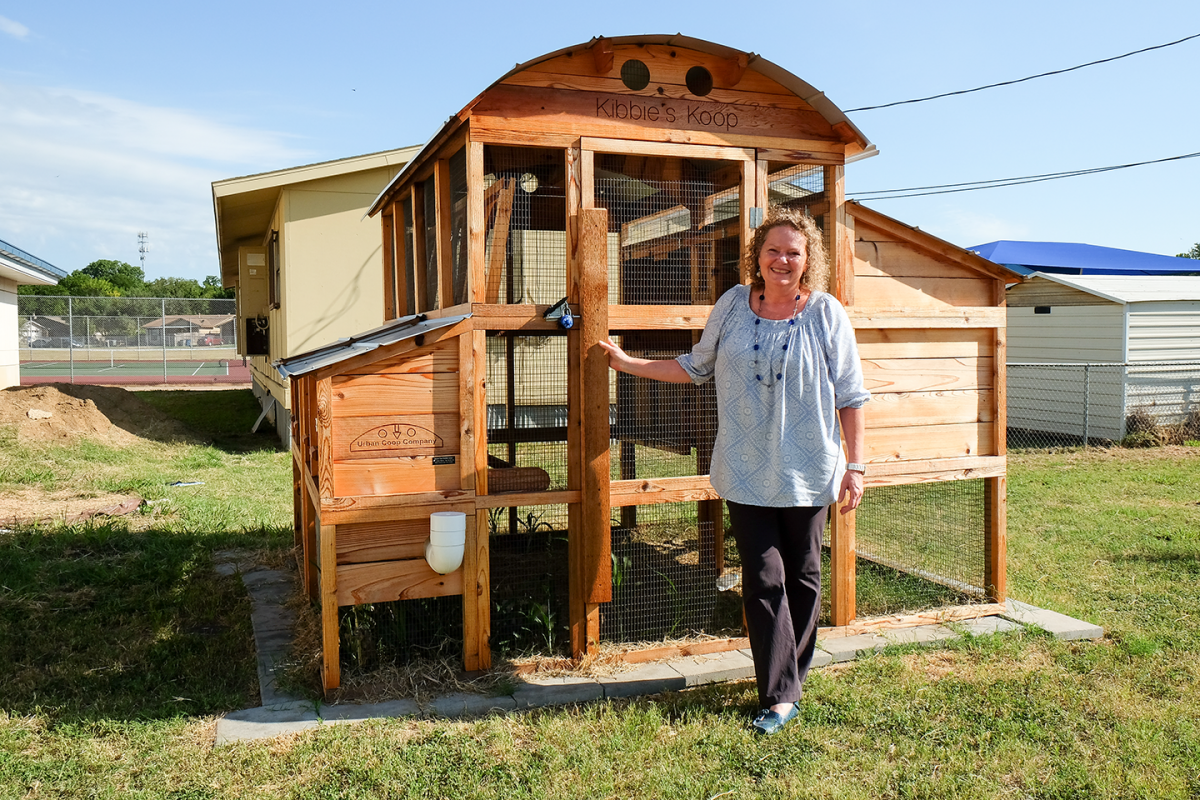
[603,500,744,646]
[854,480,987,616]
[338,596,463,672]
[486,333,569,492]
[401,197,416,317]
[1007,361,1200,449]
[594,154,742,306]
[608,332,718,482]
[481,146,567,305]
[488,503,572,657]
[766,162,831,261]
[449,148,469,306]
[422,176,439,309]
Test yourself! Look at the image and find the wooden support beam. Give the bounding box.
[393,199,410,318]
[569,207,611,658]
[484,179,516,304]
[591,37,613,74]
[985,476,1007,603]
[467,141,486,303]
[411,184,428,312]
[740,160,755,282]
[825,165,851,304]
[318,520,339,691]
[464,509,491,670]
[381,209,396,321]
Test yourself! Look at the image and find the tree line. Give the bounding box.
[18,260,234,318]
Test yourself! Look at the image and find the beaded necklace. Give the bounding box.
[752,292,802,386]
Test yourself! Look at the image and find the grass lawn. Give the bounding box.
[1,388,1198,798]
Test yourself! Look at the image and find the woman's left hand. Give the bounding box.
[837,469,864,514]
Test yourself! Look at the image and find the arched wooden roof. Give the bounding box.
[369,34,874,216]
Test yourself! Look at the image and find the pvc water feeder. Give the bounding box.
[425,511,466,574]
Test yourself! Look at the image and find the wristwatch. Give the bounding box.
[846,462,867,474]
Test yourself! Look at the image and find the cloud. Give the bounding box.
[0,15,28,38]
[0,81,315,278]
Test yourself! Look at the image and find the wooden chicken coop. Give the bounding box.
[282,35,1019,691]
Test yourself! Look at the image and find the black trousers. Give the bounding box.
[727,501,827,708]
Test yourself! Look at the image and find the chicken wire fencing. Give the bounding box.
[595,153,742,306]
[1007,361,1200,449]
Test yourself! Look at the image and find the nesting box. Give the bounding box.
[283,36,1018,691]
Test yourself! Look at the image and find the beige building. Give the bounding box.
[1,239,67,389]
[212,146,421,442]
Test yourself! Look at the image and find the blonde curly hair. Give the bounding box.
[744,205,830,293]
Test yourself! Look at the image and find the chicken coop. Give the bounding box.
[281,35,1020,691]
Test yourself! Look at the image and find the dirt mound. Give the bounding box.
[0,384,192,446]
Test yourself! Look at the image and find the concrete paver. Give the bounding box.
[215,553,1107,743]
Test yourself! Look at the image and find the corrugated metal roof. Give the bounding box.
[973,240,1199,276]
[274,313,469,379]
[1020,272,1200,303]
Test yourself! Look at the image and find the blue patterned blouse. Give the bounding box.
[676,284,870,508]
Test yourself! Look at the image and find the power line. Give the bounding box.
[849,151,1200,201]
[845,32,1200,113]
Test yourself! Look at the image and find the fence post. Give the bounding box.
[161,298,168,384]
[68,297,75,384]
[1083,364,1091,447]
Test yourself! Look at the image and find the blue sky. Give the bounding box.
[2,0,1198,281]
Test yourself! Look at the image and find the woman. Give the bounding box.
[599,205,869,735]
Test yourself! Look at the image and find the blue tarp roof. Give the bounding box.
[971,240,1200,276]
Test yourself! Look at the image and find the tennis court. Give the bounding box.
[20,355,251,386]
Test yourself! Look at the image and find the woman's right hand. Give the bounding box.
[598,339,630,372]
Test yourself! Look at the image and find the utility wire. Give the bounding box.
[850,151,1200,201]
[845,32,1200,112]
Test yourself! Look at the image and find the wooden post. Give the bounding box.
[381,208,396,321]
[739,160,755,284]
[985,277,1008,601]
[435,159,455,308]
[318,519,339,691]
[461,331,490,669]
[569,207,611,658]
[467,141,487,303]
[411,184,428,312]
[394,199,410,318]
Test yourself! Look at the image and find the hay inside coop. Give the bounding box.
[281,35,1022,691]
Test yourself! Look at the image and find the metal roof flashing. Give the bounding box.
[274,313,470,380]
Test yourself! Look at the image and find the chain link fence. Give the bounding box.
[17,295,248,386]
[1007,361,1200,449]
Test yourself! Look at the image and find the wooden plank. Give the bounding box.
[849,203,1015,282]
[470,85,838,144]
[740,159,754,280]
[609,305,713,330]
[854,242,997,280]
[464,127,582,149]
[436,159,454,308]
[474,489,582,510]
[336,518,428,564]
[484,178,516,304]
[467,140,486,303]
[830,505,855,626]
[818,603,1008,639]
[581,136,753,161]
[320,497,475,525]
[458,333,477,494]
[856,328,991,360]
[755,145,846,165]
[580,207,611,607]
[309,319,474,384]
[318,521,339,691]
[330,373,459,417]
[862,356,992,393]
[331,413,460,460]
[345,340,458,375]
[854,275,996,310]
[864,456,1007,488]
[395,198,410,319]
[620,637,752,664]
[316,378,334,502]
[754,158,769,211]
[381,209,396,320]
[580,148,594,210]
[501,70,816,110]
[337,559,462,606]
[464,509,491,671]
[865,389,996,428]
[610,475,720,506]
[825,165,850,305]
[866,423,997,462]
[848,308,1005,329]
[333,458,461,496]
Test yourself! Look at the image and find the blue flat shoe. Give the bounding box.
[750,703,799,735]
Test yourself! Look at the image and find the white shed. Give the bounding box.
[1006,273,1200,441]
